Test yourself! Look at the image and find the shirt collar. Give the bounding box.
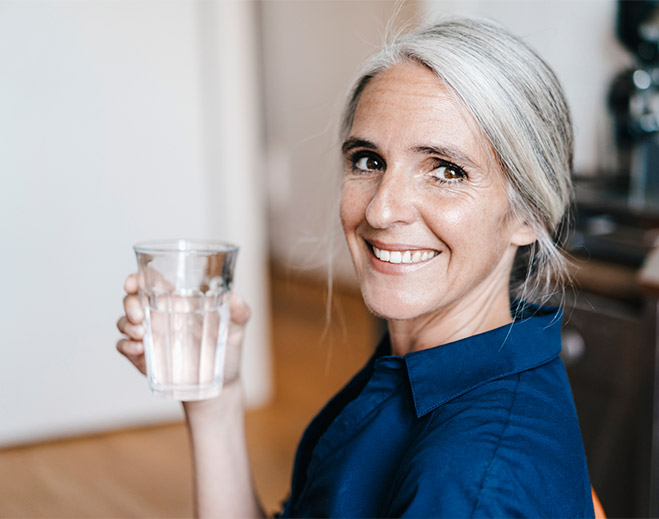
[375,305,563,418]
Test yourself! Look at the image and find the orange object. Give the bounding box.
[592,486,606,518]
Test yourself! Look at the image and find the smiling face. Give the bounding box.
[340,62,535,346]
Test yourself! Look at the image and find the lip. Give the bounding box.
[364,239,440,274]
[366,239,439,252]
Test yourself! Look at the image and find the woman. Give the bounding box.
[117,18,596,518]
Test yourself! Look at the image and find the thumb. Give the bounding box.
[229,292,251,326]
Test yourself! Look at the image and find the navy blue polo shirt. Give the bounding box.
[280,305,594,518]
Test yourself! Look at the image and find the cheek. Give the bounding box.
[340,183,368,232]
[426,197,480,245]
[339,194,352,233]
[437,203,464,227]
[431,198,511,254]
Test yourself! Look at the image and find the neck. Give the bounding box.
[387,279,513,357]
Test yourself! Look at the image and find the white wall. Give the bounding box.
[0,0,270,446]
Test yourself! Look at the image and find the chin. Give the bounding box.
[360,288,431,322]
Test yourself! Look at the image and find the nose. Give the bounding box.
[365,168,418,229]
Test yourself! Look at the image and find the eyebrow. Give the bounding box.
[341,137,377,155]
[342,137,479,169]
[411,145,479,169]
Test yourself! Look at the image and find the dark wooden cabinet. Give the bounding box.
[563,282,657,517]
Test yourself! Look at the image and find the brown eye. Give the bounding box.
[353,154,384,172]
[431,161,466,183]
[439,166,461,179]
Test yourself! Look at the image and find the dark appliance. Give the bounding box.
[609,0,659,207]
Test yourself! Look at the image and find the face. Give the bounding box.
[340,62,534,326]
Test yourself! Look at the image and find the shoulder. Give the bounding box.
[385,359,594,518]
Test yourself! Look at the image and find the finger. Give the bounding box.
[116,316,145,340]
[229,293,251,325]
[116,339,147,375]
[116,338,144,356]
[145,266,175,291]
[123,294,144,324]
[124,273,139,294]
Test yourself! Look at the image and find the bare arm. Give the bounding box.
[117,275,265,518]
[183,384,264,518]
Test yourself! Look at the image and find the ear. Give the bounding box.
[510,220,537,247]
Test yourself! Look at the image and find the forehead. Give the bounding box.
[352,62,493,164]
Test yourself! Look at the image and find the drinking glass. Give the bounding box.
[133,240,238,401]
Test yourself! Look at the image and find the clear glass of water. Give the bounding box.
[133,240,238,401]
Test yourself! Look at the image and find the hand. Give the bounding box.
[116,273,147,375]
[116,274,251,385]
[222,292,251,386]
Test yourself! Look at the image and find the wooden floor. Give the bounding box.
[0,271,377,518]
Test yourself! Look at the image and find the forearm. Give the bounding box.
[183,383,265,519]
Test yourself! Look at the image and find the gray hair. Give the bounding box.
[340,17,573,306]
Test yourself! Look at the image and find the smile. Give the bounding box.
[372,245,439,264]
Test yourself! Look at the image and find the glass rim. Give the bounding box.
[133,239,239,255]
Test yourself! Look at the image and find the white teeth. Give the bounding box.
[372,246,438,265]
